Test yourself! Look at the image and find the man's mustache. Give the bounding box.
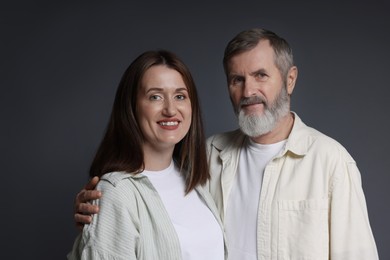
[239,96,267,107]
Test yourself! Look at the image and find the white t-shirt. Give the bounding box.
[225,138,286,260]
[142,161,224,260]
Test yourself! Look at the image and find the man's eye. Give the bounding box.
[231,77,244,85]
[255,73,268,80]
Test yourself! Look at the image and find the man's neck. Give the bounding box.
[250,112,294,144]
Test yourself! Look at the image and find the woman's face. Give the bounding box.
[136,65,192,152]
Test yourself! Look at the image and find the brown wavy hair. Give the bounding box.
[89,50,209,193]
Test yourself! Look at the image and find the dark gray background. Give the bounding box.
[2,0,389,259]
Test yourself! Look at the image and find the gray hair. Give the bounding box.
[223,28,294,83]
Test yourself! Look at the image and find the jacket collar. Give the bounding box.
[212,112,315,159]
[283,112,315,157]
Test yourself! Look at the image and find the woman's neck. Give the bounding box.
[142,145,174,171]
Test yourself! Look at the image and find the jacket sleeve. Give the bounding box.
[329,156,379,260]
[67,178,139,260]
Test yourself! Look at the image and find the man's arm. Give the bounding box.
[330,160,379,259]
[74,176,102,230]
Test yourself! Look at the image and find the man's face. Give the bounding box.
[226,40,291,137]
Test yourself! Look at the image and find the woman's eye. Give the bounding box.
[175,94,186,100]
[149,95,162,101]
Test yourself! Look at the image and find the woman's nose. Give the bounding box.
[163,99,177,116]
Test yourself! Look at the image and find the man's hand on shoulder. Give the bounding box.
[74,176,102,230]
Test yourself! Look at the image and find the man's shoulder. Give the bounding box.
[292,116,353,161]
[295,119,345,148]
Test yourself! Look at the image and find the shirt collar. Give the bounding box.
[283,112,314,157]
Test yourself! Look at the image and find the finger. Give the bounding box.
[84,176,99,190]
[77,203,100,215]
[82,189,102,202]
[74,213,93,226]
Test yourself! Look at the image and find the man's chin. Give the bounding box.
[240,110,265,118]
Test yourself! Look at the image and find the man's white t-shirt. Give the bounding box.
[225,138,286,260]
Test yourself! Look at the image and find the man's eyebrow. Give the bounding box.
[228,73,243,80]
[249,68,267,76]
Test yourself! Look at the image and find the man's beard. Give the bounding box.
[237,86,290,138]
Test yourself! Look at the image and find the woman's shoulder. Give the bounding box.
[100,171,133,184]
[95,172,141,205]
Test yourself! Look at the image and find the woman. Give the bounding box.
[68,50,225,260]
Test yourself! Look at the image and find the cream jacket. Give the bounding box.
[206,112,378,260]
[68,171,226,260]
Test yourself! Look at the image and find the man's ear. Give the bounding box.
[286,66,298,95]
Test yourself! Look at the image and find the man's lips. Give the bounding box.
[239,96,266,110]
[241,102,264,108]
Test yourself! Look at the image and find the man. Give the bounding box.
[74,28,378,259]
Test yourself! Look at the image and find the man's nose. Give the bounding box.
[242,78,257,97]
